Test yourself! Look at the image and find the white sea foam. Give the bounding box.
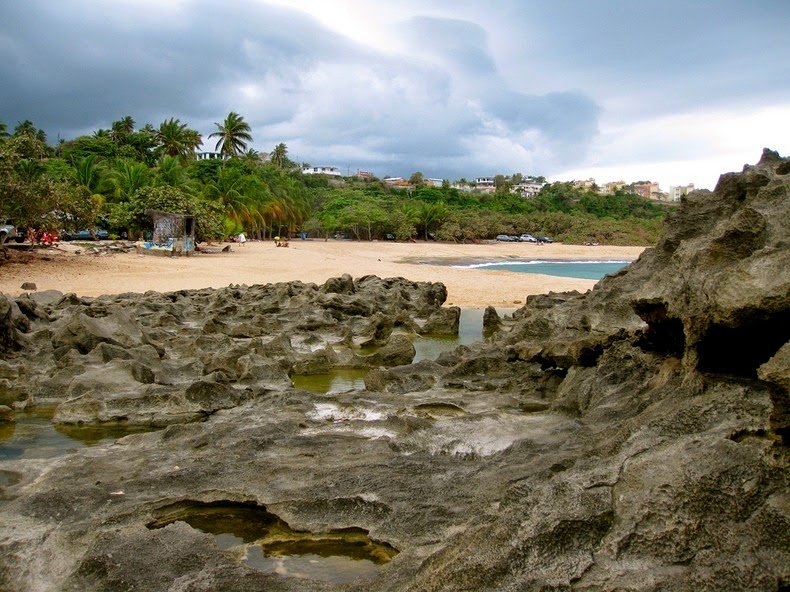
[451,259,631,269]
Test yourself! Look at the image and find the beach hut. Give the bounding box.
[137,210,195,256]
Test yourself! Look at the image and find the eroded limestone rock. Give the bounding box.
[0,152,788,591]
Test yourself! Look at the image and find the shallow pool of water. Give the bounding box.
[291,368,369,394]
[147,501,397,583]
[0,407,156,461]
[412,307,516,363]
[291,308,518,393]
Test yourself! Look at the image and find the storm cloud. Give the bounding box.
[1,0,788,185]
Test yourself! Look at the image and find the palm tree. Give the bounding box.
[0,121,9,141]
[209,112,253,158]
[110,116,135,143]
[73,155,106,194]
[204,168,265,234]
[154,156,198,193]
[14,120,47,142]
[417,202,448,240]
[271,143,288,168]
[156,118,201,161]
[108,161,152,201]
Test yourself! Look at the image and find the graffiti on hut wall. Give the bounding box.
[138,210,196,256]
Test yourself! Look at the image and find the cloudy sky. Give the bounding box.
[1,0,788,189]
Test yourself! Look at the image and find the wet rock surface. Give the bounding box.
[0,152,788,590]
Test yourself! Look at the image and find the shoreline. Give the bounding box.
[411,256,634,267]
[0,240,648,307]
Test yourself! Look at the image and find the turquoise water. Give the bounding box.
[453,260,630,280]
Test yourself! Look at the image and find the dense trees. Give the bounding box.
[1,113,672,246]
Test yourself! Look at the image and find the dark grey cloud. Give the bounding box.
[0,0,354,134]
[498,0,790,117]
[7,0,782,181]
[0,0,605,178]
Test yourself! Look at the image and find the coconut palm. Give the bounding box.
[110,116,135,143]
[14,120,47,143]
[154,156,194,191]
[155,118,201,161]
[204,168,266,235]
[73,155,106,194]
[108,160,152,201]
[270,143,288,168]
[209,112,253,158]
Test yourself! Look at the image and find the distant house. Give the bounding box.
[573,178,597,190]
[514,180,545,198]
[630,181,661,200]
[475,176,495,187]
[601,180,626,195]
[302,165,342,176]
[356,170,374,179]
[669,183,695,201]
[195,151,225,161]
[425,178,445,188]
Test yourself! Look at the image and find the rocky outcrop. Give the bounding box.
[0,294,17,354]
[0,275,452,424]
[0,152,787,591]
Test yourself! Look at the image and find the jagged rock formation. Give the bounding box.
[0,275,455,424]
[0,151,787,591]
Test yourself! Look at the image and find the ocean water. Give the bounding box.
[452,260,630,280]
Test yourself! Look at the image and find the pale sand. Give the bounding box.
[0,241,647,307]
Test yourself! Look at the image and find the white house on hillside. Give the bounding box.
[302,165,342,176]
[514,180,545,197]
[195,151,226,161]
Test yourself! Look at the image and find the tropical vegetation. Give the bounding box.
[0,113,675,246]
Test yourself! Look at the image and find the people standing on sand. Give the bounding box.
[238,233,246,245]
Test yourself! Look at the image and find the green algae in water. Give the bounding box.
[147,501,398,583]
[291,368,369,394]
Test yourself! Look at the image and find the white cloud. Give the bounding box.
[553,104,790,190]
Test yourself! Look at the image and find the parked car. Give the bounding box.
[384,233,396,241]
[496,234,515,241]
[0,220,25,244]
[62,229,107,241]
[536,236,554,243]
[519,233,537,243]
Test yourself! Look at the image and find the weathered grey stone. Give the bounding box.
[0,294,17,354]
[0,151,788,592]
[420,306,460,335]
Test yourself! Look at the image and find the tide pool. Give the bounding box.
[453,260,630,280]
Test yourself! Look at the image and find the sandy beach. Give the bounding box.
[0,240,647,307]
